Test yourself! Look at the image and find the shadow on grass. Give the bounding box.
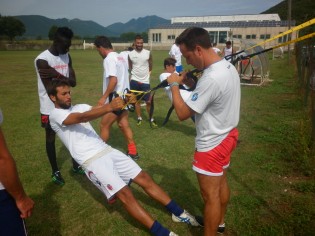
[27,183,62,235]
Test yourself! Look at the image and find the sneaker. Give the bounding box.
[217,223,225,234]
[172,210,202,227]
[51,171,65,186]
[137,118,142,126]
[72,166,85,175]
[127,152,140,160]
[150,120,158,128]
[169,232,178,236]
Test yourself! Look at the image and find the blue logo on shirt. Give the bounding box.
[191,93,198,101]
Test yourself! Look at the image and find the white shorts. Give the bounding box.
[84,149,142,200]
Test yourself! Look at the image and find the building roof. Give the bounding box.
[171,14,281,24]
[152,20,294,29]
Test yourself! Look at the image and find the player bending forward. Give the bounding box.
[48,79,202,236]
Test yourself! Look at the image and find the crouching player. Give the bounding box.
[47,79,202,236]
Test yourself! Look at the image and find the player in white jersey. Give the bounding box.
[167,27,240,236]
[48,80,203,236]
[128,35,158,127]
[0,108,34,235]
[222,41,234,62]
[34,27,83,186]
[94,36,139,160]
[169,38,183,73]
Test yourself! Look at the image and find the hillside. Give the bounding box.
[262,0,315,25]
[13,15,170,39]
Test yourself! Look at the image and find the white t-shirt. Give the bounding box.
[186,59,240,152]
[103,52,130,103]
[159,72,191,102]
[49,104,111,165]
[35,50,70,115]
[212,47,221,54]
[224,47,233,62]
[119,51,131,70]
[0,108,4,190]
[169,44,182,66]
[129,49,151,83]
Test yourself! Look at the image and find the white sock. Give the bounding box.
[219,223,225,227]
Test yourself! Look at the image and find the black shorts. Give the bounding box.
[130,80,151,102]
[109,93,124,116]
[41,114,52,129]
[0,190,27,236]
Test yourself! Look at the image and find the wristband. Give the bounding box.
[169,82,179,88]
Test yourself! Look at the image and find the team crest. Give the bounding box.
[107,184,113,191]
[191,93,198,101]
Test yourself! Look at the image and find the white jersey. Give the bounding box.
[212,47,221,54]
[159,72,191,102]
[129,49,151,83]
[119,51,131,70]
[224,47,233,62]
[169,44,182,66]
[0,108,4,190]
[35,50,70,115]
[103,52,130,103]
[49,104,111,165]
[186,59,240,152]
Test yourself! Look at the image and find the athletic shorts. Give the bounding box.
[192,128,239,176]
[83,149,142,200]
[176,65,183,73]
[130,80,151,102]
[0,190,27,236]
[40,114,51,129]
[109,92,125,116]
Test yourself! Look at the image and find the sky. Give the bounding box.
[0,0,283,27]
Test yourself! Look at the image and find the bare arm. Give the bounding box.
[167,73,195,121]
[62,97,124,126]
[148,52,153,72]
[97,76,117,106]
[0,128,34,218]
[36,54,76,89]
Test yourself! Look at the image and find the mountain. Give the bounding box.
[106,15,170,35]
[261,0,315,25]
[13,15,170,39]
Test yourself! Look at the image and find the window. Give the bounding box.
[233,34,242,39]
[152,33,161,42]
[218,31,228,43]
[246,34,256,39]
[167,35,175,40]
[260,34,271,40]
[209,31,218,43]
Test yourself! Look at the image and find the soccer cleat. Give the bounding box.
[150,120,158,128]
[172,210,203,227]
[169,232,178,236]
[51,171,65,186]
[127,152,140,160]
[137,118,142,126]
[72,166,85,175]
[217,223,225,234]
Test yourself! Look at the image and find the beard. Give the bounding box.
[59,103,71,109]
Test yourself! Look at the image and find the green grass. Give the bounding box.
[0,50,314,236]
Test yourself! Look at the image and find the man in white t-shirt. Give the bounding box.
[34,27,83,186]
[167,27,240,236]
[128,35,157,127]
[212,43,221,55]
[94,36,139,160]
[169,38,183,73]
[48,80,203,236]
[0,109,34,235]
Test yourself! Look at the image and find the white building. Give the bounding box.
[148,14,296,50]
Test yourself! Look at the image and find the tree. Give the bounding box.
[0,16,25,41]
[48,25,58,40]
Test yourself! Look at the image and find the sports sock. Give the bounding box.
[150,220,170,236]
[137,117,142,120]
[165,199,184,217]
[46,141,58,173]
[127,142,137,155]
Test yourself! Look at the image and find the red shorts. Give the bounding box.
[192,128,239,176]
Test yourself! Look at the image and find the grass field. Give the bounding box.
[0,49,314,236]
